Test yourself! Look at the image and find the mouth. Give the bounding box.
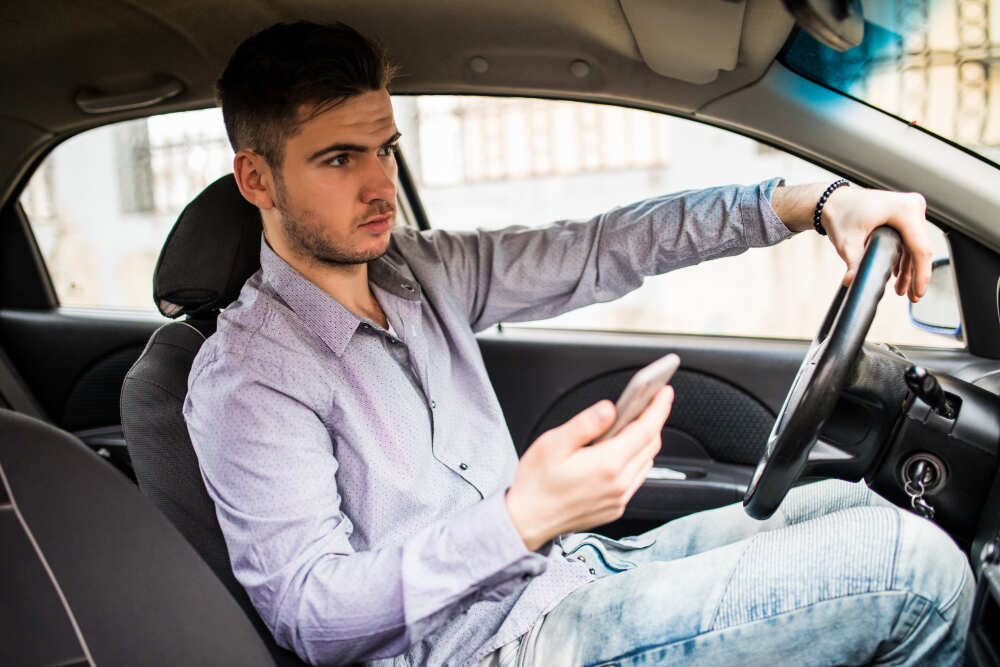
[360,212,394,231]
[361,211,392,227]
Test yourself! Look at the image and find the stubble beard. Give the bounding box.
[273,173,393,266]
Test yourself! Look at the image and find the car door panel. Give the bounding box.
[0,309,160,427]
[478,328,801,525]
[478,326,993,527]
[0,308,161,478]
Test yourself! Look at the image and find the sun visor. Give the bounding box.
[620,0,747,84]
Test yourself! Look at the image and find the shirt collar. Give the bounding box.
[258,234,421,357]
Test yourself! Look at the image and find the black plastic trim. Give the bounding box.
[0,203,57,309]
[949,230,1000,359]
[395,149,430,231]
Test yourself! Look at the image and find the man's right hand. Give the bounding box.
[505,386,674,551]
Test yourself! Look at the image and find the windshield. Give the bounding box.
[781,0,1000,167]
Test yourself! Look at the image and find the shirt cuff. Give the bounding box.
[741,176,792,247]
[454,491,549,592]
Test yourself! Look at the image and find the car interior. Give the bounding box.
[1,0,999,665]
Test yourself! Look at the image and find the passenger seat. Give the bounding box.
[0,408,277,665]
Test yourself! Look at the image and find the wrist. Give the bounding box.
[504,487,549,552]
[813,179,851,236]
[771,183,828,233]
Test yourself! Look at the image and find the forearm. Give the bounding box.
[414,178,791,331]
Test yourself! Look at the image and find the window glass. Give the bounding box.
[781,0,1000,167]
[394,95,961,347]
[21,109,234,310]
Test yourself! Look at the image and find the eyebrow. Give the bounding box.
[307,131,402,162]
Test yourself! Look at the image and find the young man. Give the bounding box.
[184,21,973,667]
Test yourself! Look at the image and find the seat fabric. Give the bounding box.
[0,408,277,666]
[121,174,310,666]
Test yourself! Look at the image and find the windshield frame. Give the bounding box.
[777,23,1000,172]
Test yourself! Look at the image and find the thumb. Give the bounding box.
[840,239,864,287]
[544,400,616,453]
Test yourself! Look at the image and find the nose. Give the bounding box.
[360,152,396,205]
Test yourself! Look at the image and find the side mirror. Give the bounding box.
[909,258,962,338]
[782,0,864,52]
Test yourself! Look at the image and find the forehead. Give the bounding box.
[290,89,396,149]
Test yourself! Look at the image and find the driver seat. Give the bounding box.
[120,175,309,667]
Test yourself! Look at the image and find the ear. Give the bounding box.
[232,150,276,210]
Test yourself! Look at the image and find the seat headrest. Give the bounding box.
[153,174,262,318]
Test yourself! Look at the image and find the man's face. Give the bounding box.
[271,88,399,265]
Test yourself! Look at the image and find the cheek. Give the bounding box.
[297,173,362,211]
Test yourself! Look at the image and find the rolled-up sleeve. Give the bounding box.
[183,353,546,666]
[418,178,790,331]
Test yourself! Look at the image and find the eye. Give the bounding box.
[326,154,349,167]
[378,143,399,158]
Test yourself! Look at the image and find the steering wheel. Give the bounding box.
[743,226,903,520]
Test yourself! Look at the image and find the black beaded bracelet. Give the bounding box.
[813,179,849,236]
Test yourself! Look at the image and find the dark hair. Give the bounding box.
[217,21,397,167]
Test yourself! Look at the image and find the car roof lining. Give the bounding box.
[0,0,792,133]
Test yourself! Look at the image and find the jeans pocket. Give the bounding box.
[563,532,656,573]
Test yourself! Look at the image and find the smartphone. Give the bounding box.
[592,353,680,444]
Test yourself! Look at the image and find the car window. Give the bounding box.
[20,107,426,313]
[19,100,962,348]
[20,109,235,311]
[394,95,962,348]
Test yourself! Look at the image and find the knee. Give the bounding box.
[894,510,973,622]
[779,479,876,524]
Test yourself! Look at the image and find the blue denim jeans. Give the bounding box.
[488,480,974,666]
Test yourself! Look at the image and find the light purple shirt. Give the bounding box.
[183,179,790,666]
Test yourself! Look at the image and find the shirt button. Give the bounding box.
[459,462,469,471]
[521,573,531,582]
[589,568,597,575]
[430,400,437,409]
[576,555,586,562]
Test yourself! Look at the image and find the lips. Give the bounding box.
[362,213,392,226]
[360,212,394,233]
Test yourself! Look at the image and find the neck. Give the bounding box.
[265,234,387,328]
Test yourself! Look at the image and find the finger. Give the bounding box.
[908,230,931,299]
[603,445,657,522]
[902,253,913,298]
[622,456,655,504]
[899,253,913,299]
[894,252,910,296]
[839,237,866,287]
[617,434,661,487]
[907,256,919,302]
[604,385,674,459]
[888,194,932,299]
[541,399,615,454]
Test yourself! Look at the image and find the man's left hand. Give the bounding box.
[772,183,933,303]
